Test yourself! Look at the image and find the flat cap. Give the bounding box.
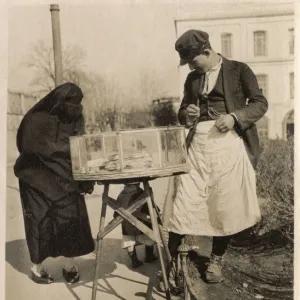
[175,29,211,65]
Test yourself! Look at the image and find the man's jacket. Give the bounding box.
[178,56,268,169]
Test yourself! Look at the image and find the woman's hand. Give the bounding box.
[79,181,95,195]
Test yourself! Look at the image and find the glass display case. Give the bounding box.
[70,126,190,181]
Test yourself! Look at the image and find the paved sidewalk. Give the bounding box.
[6,166,169,300]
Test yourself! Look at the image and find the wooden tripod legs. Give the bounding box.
[91,181,171,300]
[143,181,171,300]
[91,184,109,300]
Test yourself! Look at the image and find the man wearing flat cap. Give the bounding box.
[165,29,268,285]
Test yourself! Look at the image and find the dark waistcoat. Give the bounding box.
[199,67,227,120]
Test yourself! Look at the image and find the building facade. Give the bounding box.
[174,2,294,141]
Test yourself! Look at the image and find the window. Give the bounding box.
[221,33,232,58]
[285,110,294,139]
[256,74,268,97]
[254,31,267,56]
[289,28,294,55]
[290,72,294,99]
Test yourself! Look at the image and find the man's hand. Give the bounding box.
[186,104,200,127]
[215,114,235,133]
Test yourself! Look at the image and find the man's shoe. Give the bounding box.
[62,266,80,284]
[205,254,224,283]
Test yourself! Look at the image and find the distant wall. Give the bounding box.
[7,91,38,166]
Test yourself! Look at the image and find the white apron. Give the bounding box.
[167,121,261,236]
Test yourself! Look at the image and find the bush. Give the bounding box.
[125,108,153,129]
[256,138,294,243]
[151,101,178,126]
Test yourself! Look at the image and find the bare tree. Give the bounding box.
[133,68,167,109]
[25,41,169,132]
[25,40,88,93]
[124,68,167,127]
[25,40,126,132]
[82,72,124,132]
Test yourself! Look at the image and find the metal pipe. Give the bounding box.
[50,4,63,87]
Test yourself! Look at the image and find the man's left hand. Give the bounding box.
[215,114,235,133]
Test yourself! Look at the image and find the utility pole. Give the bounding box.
[50,4,63,87]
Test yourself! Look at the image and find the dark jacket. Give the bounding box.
[178,57,268,169]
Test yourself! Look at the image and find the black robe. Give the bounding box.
[14,83,95,264]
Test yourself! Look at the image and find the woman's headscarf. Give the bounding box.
[16,82,85,153]
[26,82,83,115]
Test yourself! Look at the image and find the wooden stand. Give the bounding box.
[91,178,172,300]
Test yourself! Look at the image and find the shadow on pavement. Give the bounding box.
[6,238,166,300]
[6,239,31,276]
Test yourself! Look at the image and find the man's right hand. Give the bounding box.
[186,104,200,127]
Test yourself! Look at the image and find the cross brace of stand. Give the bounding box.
[91,179,172,300]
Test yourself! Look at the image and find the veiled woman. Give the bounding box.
[14,83,95,284]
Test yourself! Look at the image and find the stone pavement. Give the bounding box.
[5,166,169,300]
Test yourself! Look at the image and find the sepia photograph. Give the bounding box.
[4,0,297,299]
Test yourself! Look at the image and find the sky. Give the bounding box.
[8,0,291,98]
[8,2,180,97]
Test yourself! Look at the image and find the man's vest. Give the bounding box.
[199,67,227,121]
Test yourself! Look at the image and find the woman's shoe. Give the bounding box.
[62,266,80,284]
[31,268,54,284]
